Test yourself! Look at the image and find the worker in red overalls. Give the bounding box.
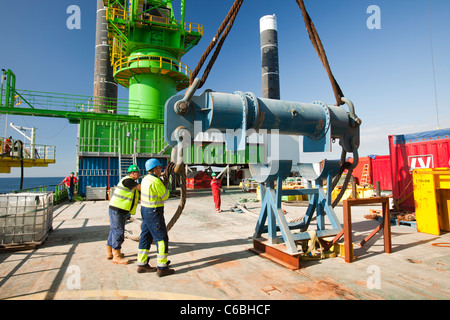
[210,172,223,213]
[60,172,78,203]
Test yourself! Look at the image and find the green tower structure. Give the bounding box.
[104,0,203,121]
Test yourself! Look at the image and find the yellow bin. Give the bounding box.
[412,168,450,235]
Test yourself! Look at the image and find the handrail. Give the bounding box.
[107,7,127,21]
[77,137,120,154]
[2,88,153,119]
[184,22,203,35]
[77,136,166,155]
[106,7,203,36]
[0,136,56,161]
[114,54,191,77]
[9,183,76,205]
[135,137,166,154]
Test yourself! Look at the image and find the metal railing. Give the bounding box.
[77,137,120,155]
[9,89,144,117]
[114,54,191,79]
[2,87,163,123]
[0,136,56,162]
[106,5,203,36]
[110,37,128,67]
[135,137,166,154]
[9,183,74,205]
[79,169,119,177]
[107,7,128,22]
[77,137,166,155]
[184,22,203,35]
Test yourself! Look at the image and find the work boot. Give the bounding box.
[137,264,157,273]
[157,267,175,277]
[106,245,113,260]
[112,249,130,265]
[107,246,124,260]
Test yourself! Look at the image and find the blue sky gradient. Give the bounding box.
[1,0,449,177]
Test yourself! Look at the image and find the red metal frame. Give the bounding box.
[322,197,392,263]
[251,239,302,270]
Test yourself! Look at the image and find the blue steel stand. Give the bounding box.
[253,160,343,256]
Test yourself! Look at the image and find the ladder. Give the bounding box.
[119,154,135,179]
[360,164,370,185]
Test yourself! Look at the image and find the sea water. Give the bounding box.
[0,177,64,194]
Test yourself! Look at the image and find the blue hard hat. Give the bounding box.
[145,158,162,172]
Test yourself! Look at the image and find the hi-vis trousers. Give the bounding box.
[137,206,169,269]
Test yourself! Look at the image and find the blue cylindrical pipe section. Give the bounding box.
[204,91,349,139]
[164,90,355,153]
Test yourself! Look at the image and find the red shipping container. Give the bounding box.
[372,155,392,191]
[347,156,373,185]
[389,128,450,211]
[346,155,392,190]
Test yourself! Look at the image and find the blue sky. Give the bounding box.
[1,0,449,177]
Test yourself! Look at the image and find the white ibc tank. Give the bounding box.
[0,193,53,245]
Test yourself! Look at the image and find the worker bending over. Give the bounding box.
[107,165,141,264]
[137,158,174,277]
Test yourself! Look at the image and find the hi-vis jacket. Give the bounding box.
[141,174,169,208]
[62,175,78,188]
[109,177,140,215]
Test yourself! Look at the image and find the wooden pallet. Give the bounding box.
[377,216,417,228]
[0,234,49,253]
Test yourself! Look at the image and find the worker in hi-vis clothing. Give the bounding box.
[107,165,141,265]
[137,158,174,277]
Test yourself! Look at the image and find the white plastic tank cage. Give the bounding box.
[0,193,53,246]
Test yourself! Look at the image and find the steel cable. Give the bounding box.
[295,0,360,207]
[163,161,187,232]
[189,0,244,89]
[295,0,345,106]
